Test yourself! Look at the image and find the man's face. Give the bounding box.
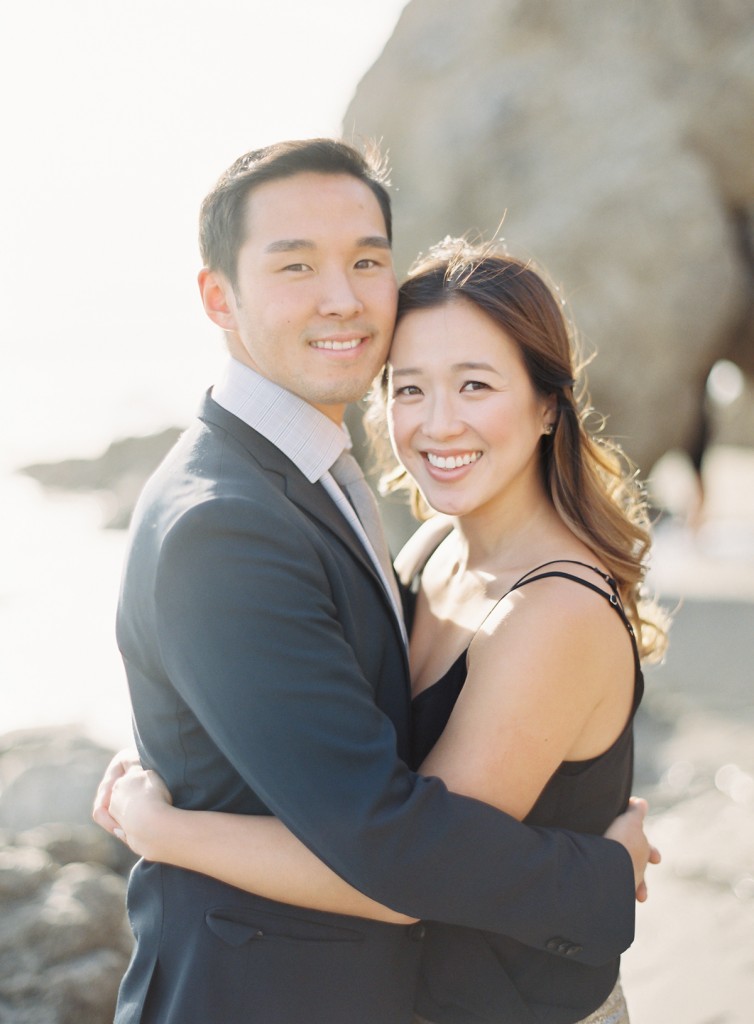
[206,172,398,424]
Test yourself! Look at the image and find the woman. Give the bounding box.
[106,240,666,1023]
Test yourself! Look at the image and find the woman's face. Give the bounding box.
[387,298,554,520]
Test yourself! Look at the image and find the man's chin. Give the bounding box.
[306,376,383,410]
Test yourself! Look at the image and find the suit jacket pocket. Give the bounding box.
[206,905,365,946]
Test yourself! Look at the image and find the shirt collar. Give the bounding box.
[211,357,350,482]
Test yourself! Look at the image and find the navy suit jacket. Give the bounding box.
[114,392,635,1024]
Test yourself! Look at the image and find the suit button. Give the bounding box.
[408,923,426,941]
[546,936,582,956]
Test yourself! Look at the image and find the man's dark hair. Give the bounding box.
[199,138,392,287]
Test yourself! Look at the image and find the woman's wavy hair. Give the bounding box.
[366,238,668,661]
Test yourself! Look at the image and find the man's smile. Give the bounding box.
[310,336,365,351]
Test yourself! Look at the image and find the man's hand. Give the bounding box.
[92,747,141,834]
[604,796,661,902]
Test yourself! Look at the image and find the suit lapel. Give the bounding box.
[198,392,406,648]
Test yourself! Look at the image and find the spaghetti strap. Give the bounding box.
[506,560,642,715]
[508,560,635,639]
[510,559,619,596]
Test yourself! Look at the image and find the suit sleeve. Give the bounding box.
[153,495,635,965]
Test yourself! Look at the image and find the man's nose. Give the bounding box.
[317,271,364,318]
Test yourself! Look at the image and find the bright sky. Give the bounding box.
[1,0,408,464]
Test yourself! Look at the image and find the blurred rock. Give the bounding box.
[0,844,53,900]
[20,427,182,528]
[0,854,132,1024]
[16,821,137,876]
[345,0,754,473]
[0,727,119,831]
[0,728,135,1022]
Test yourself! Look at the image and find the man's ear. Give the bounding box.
[198,268,237,330]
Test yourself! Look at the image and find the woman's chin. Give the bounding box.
[421,493,468,518]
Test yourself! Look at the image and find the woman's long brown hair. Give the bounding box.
[367,239,669,661]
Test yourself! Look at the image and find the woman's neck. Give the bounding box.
[450,488,568,577]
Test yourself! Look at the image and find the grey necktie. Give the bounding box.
[330,451,403,615]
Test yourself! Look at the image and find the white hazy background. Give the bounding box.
[1,0,408,748]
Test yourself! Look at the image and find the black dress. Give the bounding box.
[408,561,644,1024]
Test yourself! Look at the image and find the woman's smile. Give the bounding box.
[388,299,553,519]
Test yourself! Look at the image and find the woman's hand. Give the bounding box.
[92,747,141,834]
[604,797,661,902]
[109,766,174,860]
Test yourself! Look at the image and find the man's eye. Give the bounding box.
[283,263,312,272]
[355,258,378,269]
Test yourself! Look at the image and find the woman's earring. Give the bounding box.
[543,423,554,435]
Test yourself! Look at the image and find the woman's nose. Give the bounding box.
[423,393,464,439]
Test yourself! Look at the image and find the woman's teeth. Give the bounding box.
[426,452,482,470]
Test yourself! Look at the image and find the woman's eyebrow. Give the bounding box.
[391,366,425,377]
[452,361,499,372]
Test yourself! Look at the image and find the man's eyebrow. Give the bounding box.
[264,239,316,254]
[263,235,390,254]
[357,236,391,250]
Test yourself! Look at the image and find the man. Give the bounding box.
[95,139,651,1024]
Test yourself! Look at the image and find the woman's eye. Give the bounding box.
[393,384,422,397]
[461,380,489,392]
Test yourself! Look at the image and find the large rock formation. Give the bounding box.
[345,0,754,473]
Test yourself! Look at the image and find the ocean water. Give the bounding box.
[2,349,219,750]
[1,474,132,749]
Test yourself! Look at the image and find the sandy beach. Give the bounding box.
[619,445,754,1024]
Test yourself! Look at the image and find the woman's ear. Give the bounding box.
[198,268,237,331]
[542,392,558,433]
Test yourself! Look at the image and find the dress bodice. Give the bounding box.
[406,561,644,835]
